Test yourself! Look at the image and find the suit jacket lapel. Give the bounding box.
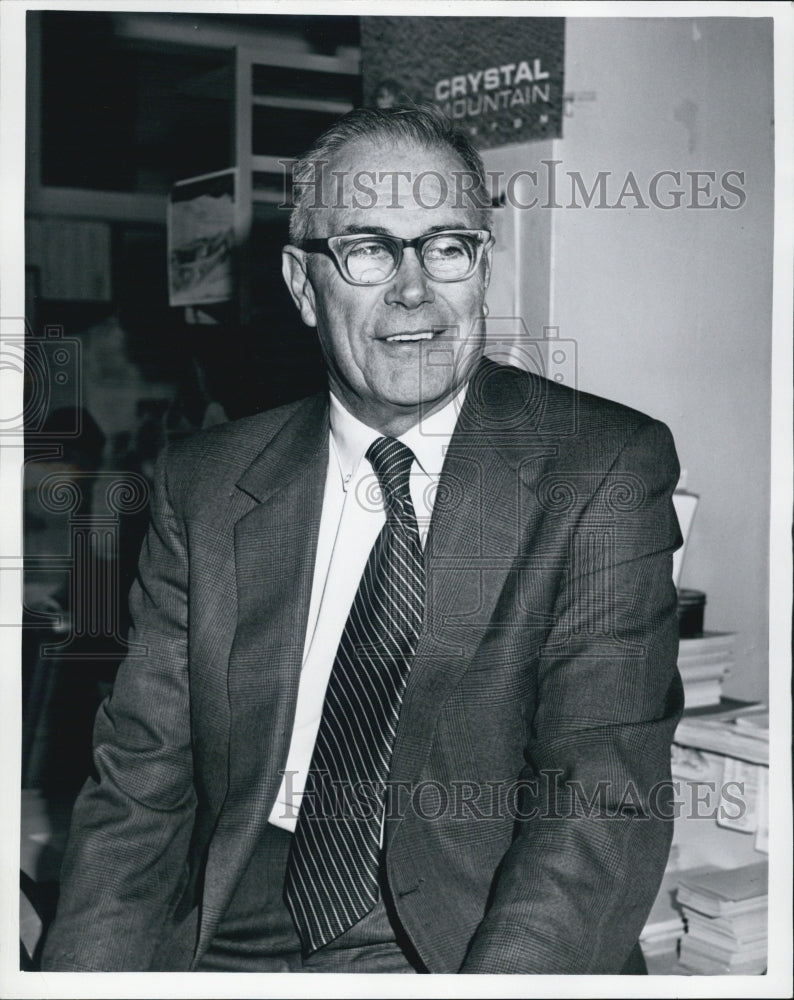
[197,393,329,956]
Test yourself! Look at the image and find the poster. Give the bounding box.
[361,16,565,147]
[167,168,237,307]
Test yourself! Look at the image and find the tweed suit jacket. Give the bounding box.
[41,358,684,974]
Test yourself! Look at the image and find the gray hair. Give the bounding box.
[288,105,492,244]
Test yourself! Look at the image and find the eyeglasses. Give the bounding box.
[298,229,492,286]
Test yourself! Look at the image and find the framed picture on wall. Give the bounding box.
[167,168,238,307]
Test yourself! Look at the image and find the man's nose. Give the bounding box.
[383,248,434,309]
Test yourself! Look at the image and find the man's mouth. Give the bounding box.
[384,330,435,343]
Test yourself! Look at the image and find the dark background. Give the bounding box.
[23,11,362,797]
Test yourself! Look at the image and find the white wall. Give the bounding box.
[488,17,774,700]
[553,17,773,700]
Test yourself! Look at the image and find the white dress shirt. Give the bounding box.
[268,386,466,831]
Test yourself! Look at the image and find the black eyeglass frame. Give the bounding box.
[297,229,493,286]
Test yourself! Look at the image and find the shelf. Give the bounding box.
[251,95,353,115]
[252,155,294,174]
[28,186,167,225]
[225,34,360,318]
[241,42,359,77]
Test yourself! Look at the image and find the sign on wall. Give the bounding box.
[361,16,565,148]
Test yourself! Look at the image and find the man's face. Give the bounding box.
[283,137,492,435]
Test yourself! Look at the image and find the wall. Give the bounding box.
[549,17,773,700]
[485,17,773,700]
[483,140,554,356]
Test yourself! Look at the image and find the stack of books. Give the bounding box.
[678,632,735,709]
[639,868,686,961]
[676,861,768,974]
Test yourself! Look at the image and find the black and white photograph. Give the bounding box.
[0,2,791,997]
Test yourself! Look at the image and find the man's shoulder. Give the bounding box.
[159,392,327,500]
[475,358,667,440]
[472,360,680,499]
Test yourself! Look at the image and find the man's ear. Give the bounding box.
[282,246,317,328]
[482,238,494,291]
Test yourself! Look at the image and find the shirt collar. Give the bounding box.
[329,386,467,489]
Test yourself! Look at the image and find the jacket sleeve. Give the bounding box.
[40,448,197,971]
[461,418,684,974]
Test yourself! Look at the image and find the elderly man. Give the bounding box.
[41,107,683,975]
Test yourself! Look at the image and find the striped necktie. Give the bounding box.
[284,436,425,953]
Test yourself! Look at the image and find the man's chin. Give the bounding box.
[380,355,481,408]
[377,380,460,414]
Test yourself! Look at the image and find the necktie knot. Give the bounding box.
[366,437,415,518]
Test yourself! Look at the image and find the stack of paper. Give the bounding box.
[676,862,768,974]
[674,703,768,766]
[678,632,735,709]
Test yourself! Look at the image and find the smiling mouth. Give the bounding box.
[384,331,434,343]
